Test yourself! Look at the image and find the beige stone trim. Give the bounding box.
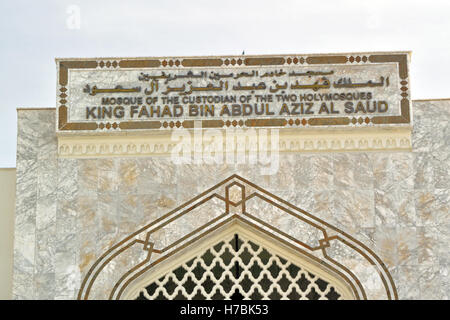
[58,127,412,158]
[0,168,15,300]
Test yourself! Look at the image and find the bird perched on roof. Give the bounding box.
[242,51,245,55]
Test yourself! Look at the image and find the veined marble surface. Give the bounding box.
[12,100,449,299]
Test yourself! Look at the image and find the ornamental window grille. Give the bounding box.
[134,232,342,300]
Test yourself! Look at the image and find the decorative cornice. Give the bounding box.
[58,127,411,158]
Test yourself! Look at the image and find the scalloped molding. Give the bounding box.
[57,127,411,158]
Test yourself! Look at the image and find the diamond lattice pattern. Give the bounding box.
[136,233,342,300]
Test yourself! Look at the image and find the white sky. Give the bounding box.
[1,0,450,167]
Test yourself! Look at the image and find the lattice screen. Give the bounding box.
[135,233,342,300]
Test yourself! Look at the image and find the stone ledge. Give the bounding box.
[58,127,412,158]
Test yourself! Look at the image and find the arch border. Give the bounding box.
[122,219,357,300]
[78,174,398,300]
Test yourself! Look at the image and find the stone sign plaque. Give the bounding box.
[56,52,411,133]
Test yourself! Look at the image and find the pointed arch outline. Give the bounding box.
[122,220,357,300]
[77,174,398,300]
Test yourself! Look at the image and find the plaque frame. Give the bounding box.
[56,52,411,134]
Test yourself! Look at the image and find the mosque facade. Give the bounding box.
[9,52,449,299]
